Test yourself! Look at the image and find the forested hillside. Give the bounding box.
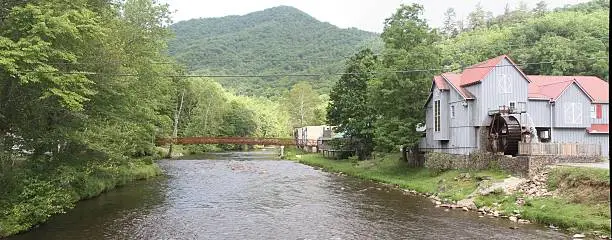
[326,0,609,157]
[437,0,609,80]
[168,6,381,96]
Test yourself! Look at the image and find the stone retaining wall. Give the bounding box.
[521,155,602,177]
[422,151,601,177]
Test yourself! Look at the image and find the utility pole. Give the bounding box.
[168,90,185,158]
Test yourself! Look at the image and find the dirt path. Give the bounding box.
[556,160,610,169]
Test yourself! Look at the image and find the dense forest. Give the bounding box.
[327,0,609,158]
[0,0,608,237]
[0,0,325,236]
[168,6,382,96]
[438,0,608,81]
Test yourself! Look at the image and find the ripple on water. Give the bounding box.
[7,151,569,240]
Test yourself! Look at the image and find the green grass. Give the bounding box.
[290,150,507,201]
[0,159,162,237]
[548,166,610,190]
[521,198,610,233]
[289,150,611,235]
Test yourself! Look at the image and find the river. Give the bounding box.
[8,149,568,239]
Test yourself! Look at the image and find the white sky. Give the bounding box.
[159,0,590,33]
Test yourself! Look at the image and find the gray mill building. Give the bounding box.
[419,55,609,157]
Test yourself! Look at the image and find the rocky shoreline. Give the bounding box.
[324,167,610,240]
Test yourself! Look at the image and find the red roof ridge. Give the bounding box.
[466,54,508,69]
[459,55,529,86]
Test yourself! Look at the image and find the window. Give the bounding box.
[564,102,583,124]
[450,105,455,119]
[591,104,604,119]
[434,100,441,132]
[509,101,516,111]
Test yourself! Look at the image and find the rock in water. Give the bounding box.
[456,198,477,210]
[572,234,585,238]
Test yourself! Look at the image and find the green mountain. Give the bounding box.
[168,6,381,97]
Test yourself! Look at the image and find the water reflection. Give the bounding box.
[9,150,567,240]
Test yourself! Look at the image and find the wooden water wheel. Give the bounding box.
[488,114,522,155]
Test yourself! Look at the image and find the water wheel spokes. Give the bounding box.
[488,114,521,155]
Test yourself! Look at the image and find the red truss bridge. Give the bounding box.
[155,136,318,146]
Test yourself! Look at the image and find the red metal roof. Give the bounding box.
[429,55,609,104]
[433,75,448,90]
[527,76,609,103]
[441,73,474,99]
[459,55,526,86]
[586,124,609,134]
[574,76,609,103]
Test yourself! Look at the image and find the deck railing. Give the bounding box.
[518,142,601,156]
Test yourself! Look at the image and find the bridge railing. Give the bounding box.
[155,136,297,146]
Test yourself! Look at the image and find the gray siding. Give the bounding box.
[554,83,591,128]
[422,85,478,154]
[464,84,480,125]
[421,126,478,155]
[432,88,450,140]
[590,104,609,124]
[477,58,530,126]
[553,128,609,156]
[526,100,552,127]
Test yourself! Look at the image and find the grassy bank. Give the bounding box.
[287,150,611,236]
[0,159,161,237]
[288,150,507,201]
[474,166,610,235]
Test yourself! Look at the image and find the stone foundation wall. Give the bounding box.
[423,151,508,172]
[422,151,602,177]
[522,155,602,177]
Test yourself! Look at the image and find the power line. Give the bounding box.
[20,56,608,78]
[43,36,609,66]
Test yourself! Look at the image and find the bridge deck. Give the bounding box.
[155,136,318,146]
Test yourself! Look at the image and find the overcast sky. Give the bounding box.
[159,0,589,33]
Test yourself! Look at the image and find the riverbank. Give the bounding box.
[0,159,161,238]
[287,150,610,238]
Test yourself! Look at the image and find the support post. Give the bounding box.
[280,145,285,159]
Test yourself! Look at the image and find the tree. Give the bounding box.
[327,49,378,159]
[284,82,321,127]
[467,2,492,30]
[534,1,548,15]
[371,4,442,155]
[441,8,458,38]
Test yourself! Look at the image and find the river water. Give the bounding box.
[9,149,568,239]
